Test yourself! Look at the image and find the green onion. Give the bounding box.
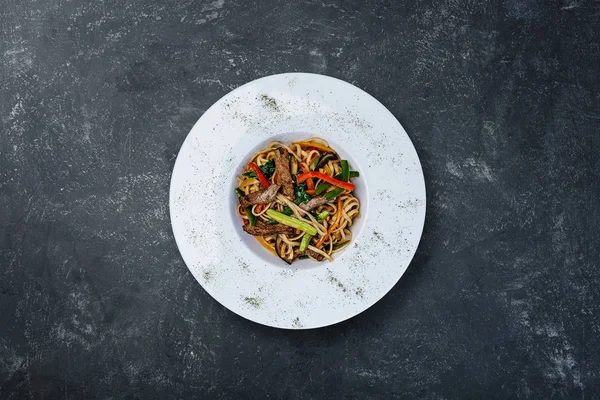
[340,160,349,182]
[314,181,330,195]
[324,187,343,200]
[244,208,256,227]
[316,210,329,222]
[266,210,318,236]
[349,171,359,178]
[299,234,312,252]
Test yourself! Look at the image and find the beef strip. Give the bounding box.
[239,184,280,209]
[275,148,295,199]
[304,248,325,261]
[243,220,296,236]
[298,195,331,212]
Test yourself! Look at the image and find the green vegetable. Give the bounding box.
[243,159,275,179]
[235,188,245,197]
[283,206,294,216]
[293,182,312,205]
[324,187,343,200]
[340,160,349,182]
[244,208,256,227]
[314,180,329,195]
[299,234,312,252]
[298,255,309,260]
[316,211,329,222]
[322,161,350,201]
[266,210,318,235]
[265,219,279,225]
[314,161,358,195]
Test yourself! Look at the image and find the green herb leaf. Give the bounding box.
[283,206,294,216]
[242,159,276,179]
[293,181,312,205]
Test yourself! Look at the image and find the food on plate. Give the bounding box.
[236,138,360,263]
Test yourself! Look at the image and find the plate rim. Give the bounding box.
[169,72,426,329]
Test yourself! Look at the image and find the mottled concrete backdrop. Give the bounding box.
[1,0,599,398]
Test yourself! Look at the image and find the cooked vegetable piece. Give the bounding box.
[297,171,354,191]
[316,210,329,222]
[244,208,256,227]
[323,187,344,200]
[283,206,294,216]
[293,182,312,205]
[266,210,318,236]
[315,196,343,248]
[340,160,349,182]
[299,234,312,252]
[249,162,270,188]
[315,171,359,195]
[243,159,275,179]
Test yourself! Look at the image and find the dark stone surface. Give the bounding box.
[1,0,599,398]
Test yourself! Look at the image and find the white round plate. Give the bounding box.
[170,73,425,329]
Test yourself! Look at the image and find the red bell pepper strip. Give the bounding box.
[300,165,315,190]
[249,162,270,188]
[296,171,355,192]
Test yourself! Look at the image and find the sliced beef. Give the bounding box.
[239,184,280,209]
[304,248,325,261]
[243,220,295,236]
[275,148,295,199]
[299,195,331,212]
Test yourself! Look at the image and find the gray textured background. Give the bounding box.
[1,0,600,398]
